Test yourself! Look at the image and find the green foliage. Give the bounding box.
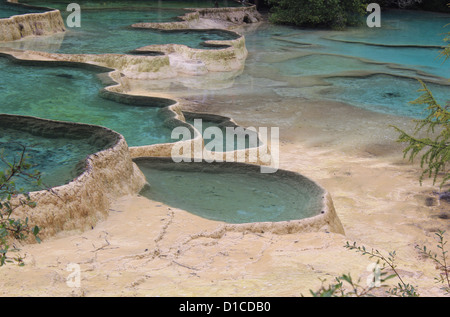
[309,268,397,297]
[439,29,450,62]
[417,0,450,13]
[268,0,367,29]
[308,242,419,297]
[345,242,420,297]
[309,233,449,297]
[416,230,450,294]
[393,28,450,188]
[393,81,450,187]
[0,143,41,266]
[309,277,344,297]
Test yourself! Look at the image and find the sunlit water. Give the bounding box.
[321,74,449,118]
[250,11,449,79]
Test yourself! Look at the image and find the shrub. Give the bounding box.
[393,28,449,188]
[268,0,367,29]
[0,143,41,266]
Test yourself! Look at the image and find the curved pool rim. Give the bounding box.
[0,113,147,239]
[133,156,345,235]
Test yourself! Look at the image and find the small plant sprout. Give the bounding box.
[416,230,450,294]
[345,242,420,297]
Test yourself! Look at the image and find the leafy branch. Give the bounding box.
[309,234,450,297]
[392,80,450,187]
[392,25,450,188]
[308,242,418,297]
[309,266,395,297]
[344,242,420,297]
[416,230,450,294]
[0,142,42,266]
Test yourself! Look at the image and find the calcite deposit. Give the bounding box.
[0,2,65,42]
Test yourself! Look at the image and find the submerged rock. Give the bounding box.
[54,73,75,79]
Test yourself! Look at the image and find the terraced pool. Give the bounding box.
[0,1,448,226]
[0,57,175,147]
[0,114,119,192]
[1,1,239,54]
[136,157,324,224]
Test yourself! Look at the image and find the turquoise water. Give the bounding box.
[0,4,449,214]
[248,30,449,80]
[274,54,395,77]
[2,2,239,54]
[5,3,447,119]
[0,124,114,192]
[243,10,450,118]
[322,75,450,118]
[186,117,261,151]
[329,10,449,47]
[0,1,48,18]
[0,58,174,147]
[136,158,323,223]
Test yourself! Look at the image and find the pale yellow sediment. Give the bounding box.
[0,4,65,42]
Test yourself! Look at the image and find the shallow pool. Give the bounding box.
[136,158,324,224]
[0,57,175,147]
[2,2,239,54]
[329,10,449,47]
[322,74,450,118]
[240,10,450,119]
[0,116,119,192]
[1,4,449,197]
